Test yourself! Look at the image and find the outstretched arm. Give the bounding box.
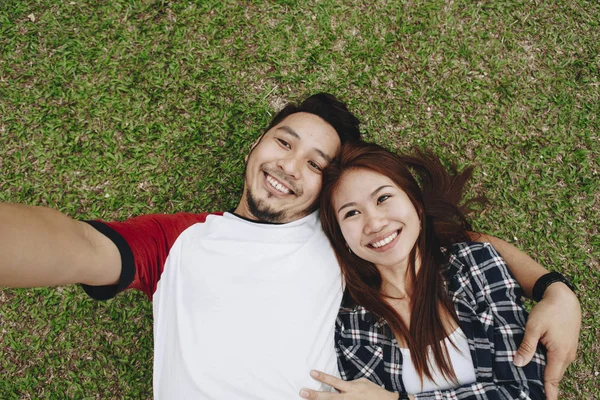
[0,203,121,288]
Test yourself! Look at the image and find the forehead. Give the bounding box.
[269,112,341,158]
[334,168,397,202]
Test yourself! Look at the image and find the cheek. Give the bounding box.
[398,199,419,223]
[304,176,322,199]
[339,223,361,248]
[249,140,275,161]
[244,150,261,171]
[409,206,420,224]
[404,208,421,239]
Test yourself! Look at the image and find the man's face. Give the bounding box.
[235,112,341,223]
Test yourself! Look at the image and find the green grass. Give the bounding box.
[1,0,598,398]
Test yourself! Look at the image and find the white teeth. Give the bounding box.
[371,231,398,248]
[266,175,291,194]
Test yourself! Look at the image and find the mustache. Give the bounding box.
[262,166,301,195]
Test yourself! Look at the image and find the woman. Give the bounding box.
[299,141,545,399]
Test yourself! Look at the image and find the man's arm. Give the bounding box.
[470,232,547,297]
[0,203,121,288]
[470,232,580,400]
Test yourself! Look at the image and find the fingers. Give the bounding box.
[543,352,567,400]
[309,370,349,392]
[299,388,337,399]
[299,370,347,399]
[513,321,542,367]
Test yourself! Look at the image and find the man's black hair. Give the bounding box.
[264,93,361,143]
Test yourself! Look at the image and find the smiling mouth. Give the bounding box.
[265,173,294,195]
[369,229,400,249]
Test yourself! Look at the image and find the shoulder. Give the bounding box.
[448,241,506,274]
[450,241,500,260]
[336,305,391,345]
[337,305,370,328]
[337,305,372,330]
[100,211,223,236]
[89,211,224,258]
[447,241,520,297]
[123,211,222,227]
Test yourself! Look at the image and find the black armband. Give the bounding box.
[79,220,135,301]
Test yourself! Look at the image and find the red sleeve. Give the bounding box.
[81,212,222,300]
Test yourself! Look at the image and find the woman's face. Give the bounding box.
[332,168,421,270]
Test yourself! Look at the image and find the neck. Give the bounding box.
[232,200,315,225]
[233,201,256,221]
[377,251,421,299]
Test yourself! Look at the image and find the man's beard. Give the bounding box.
[245,187,287,223]
[245,186,318,223]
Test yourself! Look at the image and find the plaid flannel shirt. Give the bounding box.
[335,242,546,400]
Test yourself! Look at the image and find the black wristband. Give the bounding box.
[532,271,575,302]
[398,392,410,400]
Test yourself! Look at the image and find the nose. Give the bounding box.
[276,155,301,179]
[364,208,386,235]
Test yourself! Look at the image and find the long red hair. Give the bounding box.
[319,141,484,384]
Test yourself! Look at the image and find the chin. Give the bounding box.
[246,190,287,222]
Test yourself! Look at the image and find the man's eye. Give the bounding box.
[344,210,359,219]
[308,161,322,171]
[277,138,291,149]
[377,195,390,205]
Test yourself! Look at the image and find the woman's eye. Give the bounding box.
[344,210,359,219]
[277,138,291,149]
[377,195,390,205]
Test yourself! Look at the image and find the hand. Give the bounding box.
[299,370,399,400]
[513,283,581,400]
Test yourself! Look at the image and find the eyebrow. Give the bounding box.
[276,126,333,163]
[337,185,394,213]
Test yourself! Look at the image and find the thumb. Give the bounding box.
[514,324,542,367]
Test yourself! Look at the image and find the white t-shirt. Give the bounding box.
[149,211,342,399]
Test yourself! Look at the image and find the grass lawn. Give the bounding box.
[1,0,598,398]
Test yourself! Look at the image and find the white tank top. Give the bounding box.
[399,328,477,394]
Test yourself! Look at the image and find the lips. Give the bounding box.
[368,229,401,249]
[264,172,295,195]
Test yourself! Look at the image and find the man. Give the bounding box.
[0,93,580,399]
